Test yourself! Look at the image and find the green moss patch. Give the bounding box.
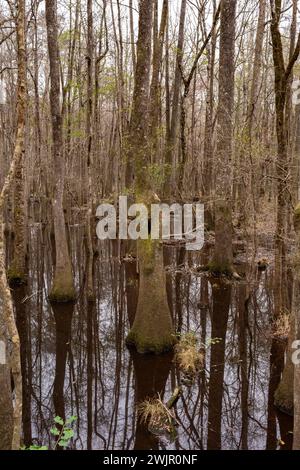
[207,261,233,276]
[7,267,27,286]
[126,330,176,355]
[49,270,76,303]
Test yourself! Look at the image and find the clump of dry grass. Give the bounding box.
[271,312,290,340]
[175,333,205,379]
[138,396,175,435]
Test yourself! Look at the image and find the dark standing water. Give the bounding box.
[10,223,293,450]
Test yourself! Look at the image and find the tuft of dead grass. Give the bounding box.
[271,311,290,340]
[138,396,175,435]
[175,332,205,378]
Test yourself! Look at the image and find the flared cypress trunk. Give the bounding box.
[127,239,175,354]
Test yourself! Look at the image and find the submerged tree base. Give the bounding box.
[274,384,294,416]
[49,270,76,303]
[126,238,176,355]
[7,267,27,287]
[206,261,234,277]
[126,331,176,355]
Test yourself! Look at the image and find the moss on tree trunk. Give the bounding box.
[49,266,76,303]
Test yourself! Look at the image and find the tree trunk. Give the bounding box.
[86,0,94,301]
[127,239,175,353]
[149,0,168,168]
[0,0,26,450]
[125,0,175,354]
[210,0,236,274]
[8,0,27,284]
[203,0,217,225]
[46,0,75,302]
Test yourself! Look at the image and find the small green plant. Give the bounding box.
[51,415,77,449]
[21,415,77,450]
[206,337,222,347]
[21,445,48,451]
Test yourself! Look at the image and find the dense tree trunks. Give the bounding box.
[45,0,75,302]
[178,3,220,194]
[270,0,300,318]
[269,0,300,414]
[164,0,186,195]
[210,0,236,273]
[203,0,217,215]
[238,0,266,227]
[0,0,27,450]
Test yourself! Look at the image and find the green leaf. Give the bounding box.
[66,415,77,425]
[54,416,64,426]
[28,445,48,451]
[50,427,60,436]
[58,440,68,448]
[62,429,74,440]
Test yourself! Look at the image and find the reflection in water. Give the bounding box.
[13,285,32,446]
[4,224,294,450]
[131,351,173,450]
[52,302,74,425]
[207,281,231,450]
